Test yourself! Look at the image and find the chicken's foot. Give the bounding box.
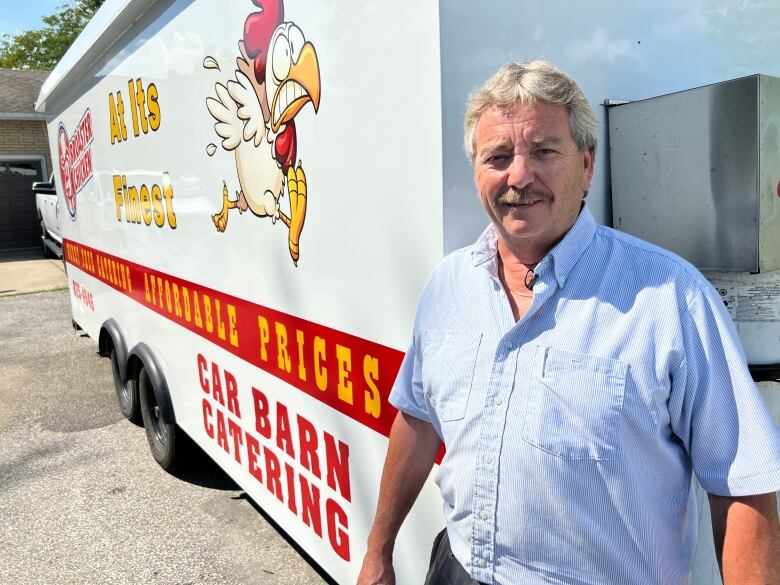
[212,181,236,232]
[278,163,307,266]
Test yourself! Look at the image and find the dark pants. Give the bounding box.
[423,529,488,585]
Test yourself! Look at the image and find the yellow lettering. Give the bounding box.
[182,287,191,321]
[144,273,152,303]
[336,344,353,405]
[117,92,127,140]
[173,283,182,317]
[229,305,239,347]
[296,329,307,382]
[152,276,160,306]
[215,299,226,340]
[363,355,381,418]
[193,291,203,328]
[147,83,160,131]
[128,79,139,136]
[109,93,121,144]
[113,175,124,221]
[314,336,327,391]
[140,184,152,225]
[136,79,149,134]
[126,185,139,223]
[203,294,214,333]
[162,173,176,228]
[151,184,164,227]
[258,316,270,362]
[275,322,291,373]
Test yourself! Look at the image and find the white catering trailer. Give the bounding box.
[36,1,780,583]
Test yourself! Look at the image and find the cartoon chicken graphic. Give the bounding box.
[204,0,320,265]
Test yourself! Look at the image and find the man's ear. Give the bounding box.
[582,147,595,192]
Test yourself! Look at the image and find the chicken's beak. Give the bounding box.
[271,42,321,132]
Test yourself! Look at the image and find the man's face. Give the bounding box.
[473,102,594,254]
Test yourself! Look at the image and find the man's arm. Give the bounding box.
[357,411,442,585]
[709,492,780,585]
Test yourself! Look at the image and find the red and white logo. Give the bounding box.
[57,109,95,220]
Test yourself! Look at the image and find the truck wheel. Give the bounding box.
[138,364,184,470]
[40,222,54,259]
[111,348,141,425]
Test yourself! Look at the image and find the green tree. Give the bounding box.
[0,0,106,70]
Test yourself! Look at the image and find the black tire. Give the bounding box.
[138,365,186,471]
[41,223,54,259]
[111,348,141,425]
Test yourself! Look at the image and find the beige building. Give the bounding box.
[0,69,51,252]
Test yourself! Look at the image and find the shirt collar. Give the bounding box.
[471,205,598,288]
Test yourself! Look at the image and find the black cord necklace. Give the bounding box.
[524,268,538,290]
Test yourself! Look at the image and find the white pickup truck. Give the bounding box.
[33,177,62,258]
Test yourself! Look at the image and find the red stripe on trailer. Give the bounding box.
[62,238,405,439]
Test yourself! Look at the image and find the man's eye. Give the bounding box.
[486,154,507,163]
[534,148,556,157]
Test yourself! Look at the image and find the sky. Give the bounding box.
[0,0,65,38]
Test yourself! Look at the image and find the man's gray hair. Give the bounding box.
[464,60,598,161]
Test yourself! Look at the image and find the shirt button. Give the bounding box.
[504,341,513,350]
[478,559,486,567]
[495,397,503,406]
[483,453,493,464]
[479,510,489,519]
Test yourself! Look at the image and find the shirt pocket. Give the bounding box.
[420,329,483,422]
[522,347,628,460]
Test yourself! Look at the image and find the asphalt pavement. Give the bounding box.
[0,286,328,584]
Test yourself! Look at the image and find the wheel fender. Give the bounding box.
[128,343,176,425]
[99,319,128,382]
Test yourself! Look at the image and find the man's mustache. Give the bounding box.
[496,186,552,205]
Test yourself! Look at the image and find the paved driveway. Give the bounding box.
[0,290,328,585]
[0,248,67,297]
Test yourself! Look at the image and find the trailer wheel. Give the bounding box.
[111,348,141,425]
[138,364,183,470]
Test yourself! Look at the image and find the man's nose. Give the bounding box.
[506,154,534,189]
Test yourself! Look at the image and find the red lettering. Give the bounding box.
[211,362,225,406]
[326,498,350,561]
[252,387,271,439]
[216,409,229,454]
[246,433,263,483]
[276,402,295,458]
[297,414,321,478]
[225,370,241,418]
[197,354,209,393]
[284,462,297,515]
[263,445,284,503]
[227,418,244,464]
[202,399,214,438]
[324,432,351,502]
[299,474,322,537]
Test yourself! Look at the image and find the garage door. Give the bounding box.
[0,160,44,251]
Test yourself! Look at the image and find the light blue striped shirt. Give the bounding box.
[390,206,780,585]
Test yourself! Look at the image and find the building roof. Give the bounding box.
[0,69,50,116]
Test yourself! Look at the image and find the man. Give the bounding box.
[357,61,780,585]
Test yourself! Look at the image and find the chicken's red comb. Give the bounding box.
[243,0,284,83]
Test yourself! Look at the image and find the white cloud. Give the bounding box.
[567,28,644,68]
[652,9,708,38]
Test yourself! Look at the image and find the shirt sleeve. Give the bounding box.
[388,338,432,423]
[669,283,780,496]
